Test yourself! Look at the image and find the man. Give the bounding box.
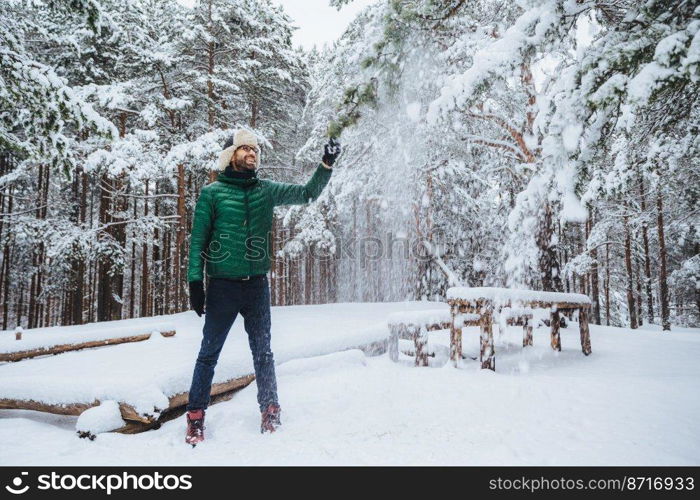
[185,129,340,446]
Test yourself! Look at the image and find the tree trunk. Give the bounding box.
[0,154,6,319]
[656,191,671,331]
[16,282,24,329]
[605,242,611,326]
[129,195,137,319]
[638,174,655,323]
[1,242,10,331]
[206,1,218,184]
[623,208,638,329]
[304,250,312,304]
[28,163,45,329]
[175,164,186,311]
[695,242,700,320]
[207,1,215,129]
[37,163,50,326]
[141,180,150,317]
[270,216,277,305]
[96,174,112,322]
[1,180,12,330]
[588,216,601,324]
[69,166,86,325]
[164,230,171,314]
[536,201,562,292]
[636,258,644,326]
[152,183,161,315]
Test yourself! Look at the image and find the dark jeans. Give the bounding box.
[187,275,278,412]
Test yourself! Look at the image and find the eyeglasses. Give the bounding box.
[238,145,258,153]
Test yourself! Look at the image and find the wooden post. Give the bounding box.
[14,326,22,341]
[550,309,561,351]
[579,307,592,355]
[388,324,400,362]
[479,306,495,370]
[449,301,462,366]
[523,317,533,347]
[413,326,429,367]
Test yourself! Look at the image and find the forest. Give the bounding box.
[1,0,698,331]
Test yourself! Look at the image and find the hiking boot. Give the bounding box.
[260,404,281,433]
[185,409,205,446]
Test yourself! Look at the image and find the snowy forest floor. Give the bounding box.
[1,303,699,466]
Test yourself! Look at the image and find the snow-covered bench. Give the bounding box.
[446,287,592,370]
[387,309,480,366]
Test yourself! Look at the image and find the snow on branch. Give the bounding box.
[427,0,563,124]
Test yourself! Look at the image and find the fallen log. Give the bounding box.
[0,373,257,435]
[166,374,256,409]
[0,330,176,362]
[0,397,149,423]
[116,375,257,434]
[0,398,98,416]
[3,338,384,435]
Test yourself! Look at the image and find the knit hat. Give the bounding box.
[218,129,260,170]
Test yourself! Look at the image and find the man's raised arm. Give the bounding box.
[268,138,341,206]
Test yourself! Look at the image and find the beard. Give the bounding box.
[233,156,255,170]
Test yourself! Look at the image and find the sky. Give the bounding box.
[176,0,377,51]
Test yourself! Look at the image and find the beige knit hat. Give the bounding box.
[218,129,260,170]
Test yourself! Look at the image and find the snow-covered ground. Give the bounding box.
[0,302,439,415]
[1,302,699,465]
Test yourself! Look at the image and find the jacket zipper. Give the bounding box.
[244,187,252,276]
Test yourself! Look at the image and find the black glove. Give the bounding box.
[321,138,341,167]
[189,281,205,317]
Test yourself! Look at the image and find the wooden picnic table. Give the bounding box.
[446,287,592,371]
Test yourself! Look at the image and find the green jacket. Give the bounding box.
[187,164,332,282]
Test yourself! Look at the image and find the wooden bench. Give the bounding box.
[387,310,480,366]
[446,287,592,371]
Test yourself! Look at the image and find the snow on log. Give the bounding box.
[446,287,591,308]
[76,400,126,440]
[0,398,98,416]
[0,329,176,362]
[167,374,255,410]
[386,308,451,328]
[1,319,178,353]
[386,309,479,331]
[0,397,149,423]
[0,374,256,433]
